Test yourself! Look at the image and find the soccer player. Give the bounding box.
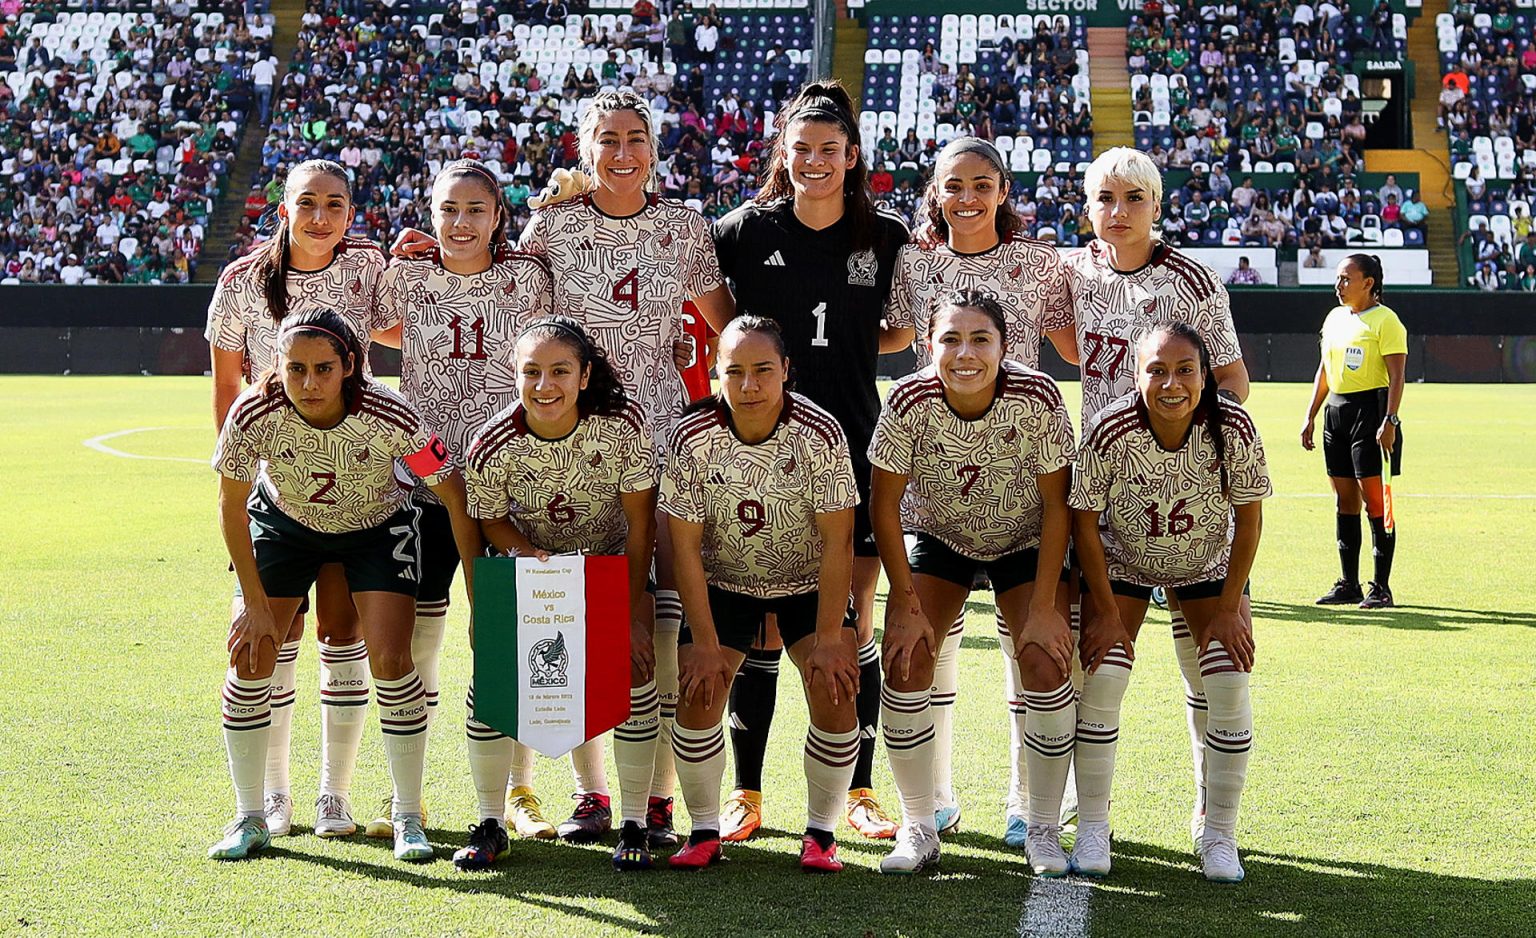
[1063,148,1251,847]
[709,80,909,842]
[457,317,661,872]
[207,310,482,862]
[1066,322,1269,883]
[867,291,1074,874]
[205,159,390,839]
[1301,254,1405,609]
[884,137,1077,842]
[661,316,863,872]
[372,159,556,841]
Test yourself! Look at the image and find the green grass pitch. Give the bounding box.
[3,377,1534,937]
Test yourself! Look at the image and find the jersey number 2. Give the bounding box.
[448,316,488,360]
[308,472,338,504]
[612,269,639,312]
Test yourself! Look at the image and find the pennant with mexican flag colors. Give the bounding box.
[471,555,631,757]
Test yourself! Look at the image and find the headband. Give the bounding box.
[444,161,500,188]
[792,101,854,134]
[280,324,351,348]
[518,318,590,347]
[941,136,1007,174]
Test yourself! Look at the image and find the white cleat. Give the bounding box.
[1200,829,1245,883]
[1069,820,1112,877]
[263,791,293,837]
[879,823,941,874]
[314,793,357,838]
[1025,823,1070,877]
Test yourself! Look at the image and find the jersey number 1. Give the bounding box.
[809,302,830,348]
[448,316,488,360]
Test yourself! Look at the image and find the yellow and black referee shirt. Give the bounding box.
[1320,303,1408,394]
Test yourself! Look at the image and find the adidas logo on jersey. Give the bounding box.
[278,448,296,461]
[708,472,728,485]
[764,251,786,267]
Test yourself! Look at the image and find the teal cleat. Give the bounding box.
[393,814,434,862]
[208,816,270,860]
[1004,814,1029,848]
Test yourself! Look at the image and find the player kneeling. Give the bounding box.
[867,291,1075,874]
[1068,323,1269,882]
[456,318,661,872]
[662,317,863,873]
[208,310,482,862]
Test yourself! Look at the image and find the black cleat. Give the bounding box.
[1316,579,1364,605]
[557,792,612,843]
[612,821,654,871]
[646,796,679,849]
[1359,582,1395,609]
[453,818,510,871]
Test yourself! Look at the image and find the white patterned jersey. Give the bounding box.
[1062,241,1242,425]
[464,402,656,556]
[518,194,724,450]
[884,233,1074,372]
[213,379,451,534]
[1069,392,1271,588]
[206,238,388,379]
[869,361,1075,560]
[377,245,555,495]
[660,394,858,598]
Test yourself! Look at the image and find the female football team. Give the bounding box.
[205,83,1271,885]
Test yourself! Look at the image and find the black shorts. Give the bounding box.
[1323,389,1403,479]
[909,532,1067,595]
[1105,578,1250,602]
[680,586,857,655]
[852,455,878,558]
[412,493,462,604]
[248,488,422,599]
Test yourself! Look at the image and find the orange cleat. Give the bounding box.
[845,788,898,840]
[669,836,724,870]
[720,789,763,843]
[799,834,844,873]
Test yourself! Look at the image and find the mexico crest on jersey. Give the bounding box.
[848,249,878,287]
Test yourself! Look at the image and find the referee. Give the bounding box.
[1301,253,1406,609]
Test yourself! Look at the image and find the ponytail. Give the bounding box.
[252,159,354,324]
[756,80,882,252]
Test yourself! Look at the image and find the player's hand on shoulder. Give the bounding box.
[528,168,594,210]
[390,227,436,259]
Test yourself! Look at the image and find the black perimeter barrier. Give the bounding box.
[2,284,1533,381]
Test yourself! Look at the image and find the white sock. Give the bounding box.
[998,611,1030,818]
[411,601,448,723]
[263,640,299,796]
[881,685,936,829]
[1171,611,1210,811]
[222,669,273,817]
[1200,648,1253,833]
[570,736,609,795]
[931,613,962,809]
[465,681,513,822]
[614,681,660,824]
[510,739,536,790]
[318,639,369,800]
[376,670,429,816]
[1074,646,1133,825]
[804,724,860,832]
[650,624,679,799]
[1023,680,1076,827]
[673,721,727,831]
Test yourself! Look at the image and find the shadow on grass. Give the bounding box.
[1251,599,1536,631]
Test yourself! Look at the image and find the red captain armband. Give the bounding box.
[403,434,450,479]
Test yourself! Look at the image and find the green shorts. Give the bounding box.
[248,487,422,599]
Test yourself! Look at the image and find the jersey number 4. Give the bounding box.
[612,268,639,312]
[448,316,488,360]
[1082,331,1130,380]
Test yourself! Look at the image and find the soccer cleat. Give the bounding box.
[506,786,557,839]
[1069,820,1112,877]
[879,823,941,874]
[799,834,844,873]
[557,792,612,843]
[263,791,293,837]
[1316,578,1364,605]
[1025,823,1070,877]
[208,816,270,860]
[846,788,898,839]
[314,794,356,838]
[612,821,654,872]
[1359,581,1395,609]
[1004,814,1029,848]
[1200,829,1246,883]
[393,814,434,862]
[719,789,763,842]
[453,818,510,872]
[668,835,723,870]
[1191,807,1207,850]
[935,804,962,836]
[366,796,428,838]
[646,796,679,849]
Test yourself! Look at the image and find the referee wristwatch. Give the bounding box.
[1385,414,1401,427]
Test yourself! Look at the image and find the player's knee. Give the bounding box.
[1017,644,1068,687]
[367,647,412,681]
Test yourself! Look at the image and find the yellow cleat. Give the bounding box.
[846,788,898,840]
[364,796,427,839]
[506,786,557,840]
[720,789,763,842]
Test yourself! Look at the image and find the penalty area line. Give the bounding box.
[1019,876,1092,938]
[83,427,206,464]
[1271,493,1536,500]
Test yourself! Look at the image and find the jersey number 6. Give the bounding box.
[737,499,766,536]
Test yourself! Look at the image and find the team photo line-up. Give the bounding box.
[206,79,1407,885]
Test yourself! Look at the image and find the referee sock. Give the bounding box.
[318,639,370,800]
[673,722,727,832]
[1170,612,1209,812]
[851,637,882,791]
[376,670,429,817]
[931,614,962,810]
[614,681,660,824]
[465,681,513,823]
[880,685,936,828]
[410,600,448,722]
[1074,647,1134,825]
[1023,680,1076,828]
[1368,514,1396,588]
[222,669,273,817]
[650,624,679,799]
[263,640,300,797]
[570,737,609,796]
[804,723,860,832]
[1199,648,1253,833]
[728,647,781,791]
[1337,513,1363,584]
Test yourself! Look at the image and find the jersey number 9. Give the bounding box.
[736,499,766,537]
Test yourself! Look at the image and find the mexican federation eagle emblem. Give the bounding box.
[847,248,878,287]
[529,632,569,687]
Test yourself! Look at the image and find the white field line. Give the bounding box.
[1271,492,1536,500]
[83,427,205,464]
[1020,876,1093,938]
